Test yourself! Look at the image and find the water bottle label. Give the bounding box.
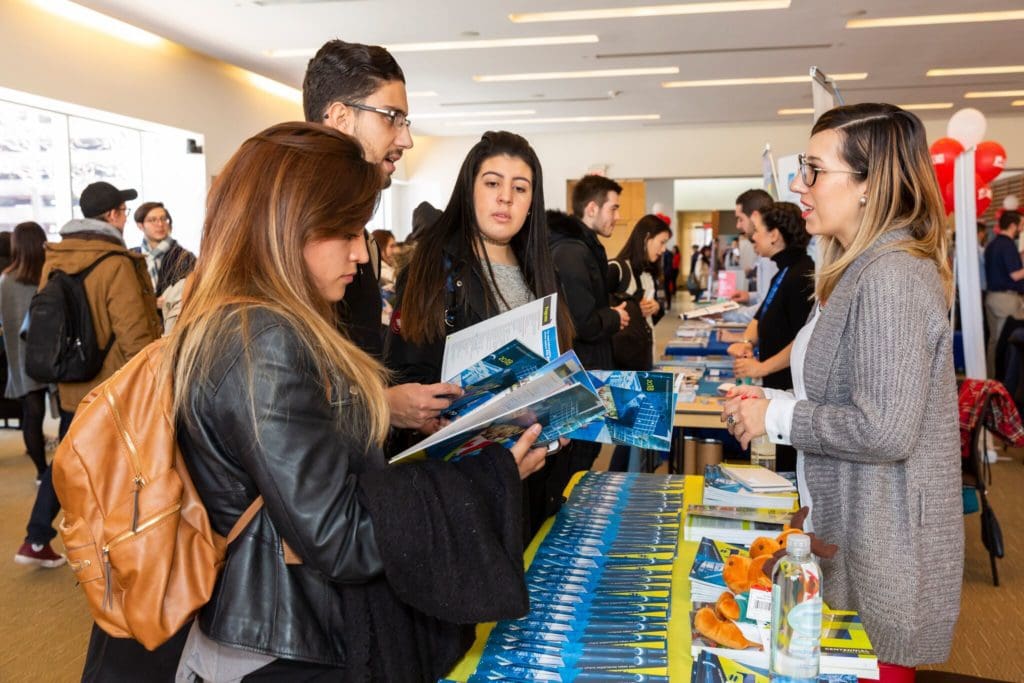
[787,599,822,636]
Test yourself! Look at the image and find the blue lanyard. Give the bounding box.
[760,266,790,312]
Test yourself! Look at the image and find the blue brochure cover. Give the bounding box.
[443,340,548,419]
[566,371,675,451]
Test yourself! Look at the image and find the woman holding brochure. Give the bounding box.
[720,104,962,680]
[78,123,550,681]
[386,130,576,538]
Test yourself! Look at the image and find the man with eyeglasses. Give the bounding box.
[15,181,160,570]
[303,39,461,434]
[130,201,196,302]
[723,188,779,324]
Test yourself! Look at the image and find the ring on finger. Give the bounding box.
[726,414,736,427]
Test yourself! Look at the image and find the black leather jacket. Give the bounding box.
[177,307,385,666]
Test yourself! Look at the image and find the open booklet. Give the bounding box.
[389,346,605,463]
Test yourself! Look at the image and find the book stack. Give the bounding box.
[688,537,749,602]
[689,608,880,680]
[702,464,799,511]
[467,472,684,682]
[691,651,859,683]
[684,505,791,545]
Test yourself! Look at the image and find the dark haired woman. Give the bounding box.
[1,222,49,481]
[605,214,671,471]
[386,130,574,537]
[727,203,815,387]
[724,104,961,679]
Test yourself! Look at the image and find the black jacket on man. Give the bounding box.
[336,231,384,358]
[171,307,528,678]
[547,210,619,370]
[130,239,196,297]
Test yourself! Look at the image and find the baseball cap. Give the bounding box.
[79,181,138,218]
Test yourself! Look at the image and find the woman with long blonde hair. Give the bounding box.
[84,122,548,681]
[722,104,961,680]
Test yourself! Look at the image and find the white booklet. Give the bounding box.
[440,295,560,380]
[720,463,797,492]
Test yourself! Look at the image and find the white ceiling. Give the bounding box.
[78,0,1024,136]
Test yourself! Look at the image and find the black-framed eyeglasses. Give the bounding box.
[797,153,865,187]
[338,102,411,129]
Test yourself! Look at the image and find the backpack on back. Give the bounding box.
[25,251,126,384]
[51,338,266,650]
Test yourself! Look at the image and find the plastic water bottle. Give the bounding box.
[769,533,822,683]
[750,434,777,471]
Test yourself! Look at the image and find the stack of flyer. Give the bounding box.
[467,472,684,682]
[688,537,749,603]
[702,464,799,511]
[683,505,791,545]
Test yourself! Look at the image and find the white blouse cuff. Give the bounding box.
[765,396,797,446]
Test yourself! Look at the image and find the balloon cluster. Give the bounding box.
[930,108,1007,216]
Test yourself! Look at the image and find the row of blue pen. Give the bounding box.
[468,471,687,683]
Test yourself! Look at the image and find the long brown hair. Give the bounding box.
[811,104,952,304]
[399,130,574,349]
[165,122,390,444]
[5,222,47,285]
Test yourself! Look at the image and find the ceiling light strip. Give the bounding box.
[663,72,867,88]
[387,35,598,52]
[777,108,814,115]
[964,90,1024,99]
[245,72,302,103]
[476,67,679,82]
[897,102,954,111]
[509,0,790,23]
[450,114,661,126]
[1014,100,1024,107]
[927,65,1024,77]
[30,0,163,46]
[415,110,537,120]
[847,10,1024,29]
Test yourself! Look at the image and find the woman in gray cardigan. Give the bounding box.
[722,104,962,675]
[0,222,49,479]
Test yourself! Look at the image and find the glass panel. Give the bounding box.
[0,100,70,237]
[68,116,142,220]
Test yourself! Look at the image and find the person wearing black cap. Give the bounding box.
[14,181,161,573]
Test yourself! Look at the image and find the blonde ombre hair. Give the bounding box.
[811,104,952,305]
[165,122,389,445]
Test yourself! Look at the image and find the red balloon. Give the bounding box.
[975,140,1007,184]
[941,181,955,215]
[977,180,993,217]
[931,137,964,187]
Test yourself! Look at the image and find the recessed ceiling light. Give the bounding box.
[30,0,163,46]
[414,109,537,120]
[1014,100,1024,107]
[387,34,599,52]
[475,67,679,82]
[663,72,867,88]
[450,114,661,125]
[267,34,599,57]
[964,90,1024,99]
[408,91,439,98]
[509,0,790,23]
[778,108,814,115]
[927,65,1024,77]
[847,10,1024,29]
[897,102,954,111]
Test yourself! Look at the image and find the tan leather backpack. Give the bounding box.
[51,338,275,650]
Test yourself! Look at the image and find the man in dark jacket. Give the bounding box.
[130,201,196,300]
[548,175,629,473]
[303,39,460,432]
[548,175,629,371]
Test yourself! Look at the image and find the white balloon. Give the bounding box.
[946,108,987,148]
[1005,195,1020,211]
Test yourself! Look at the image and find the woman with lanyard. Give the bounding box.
[726,202,814,472]
[722,103,961,682]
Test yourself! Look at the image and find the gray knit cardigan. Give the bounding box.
[790,228,963,666]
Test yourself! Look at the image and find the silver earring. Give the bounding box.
[859,196,867,206]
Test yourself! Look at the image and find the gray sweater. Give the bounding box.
[790,228,963,666]
[0,273,47,398]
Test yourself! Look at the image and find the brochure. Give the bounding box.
[441,295,560,381]
[390,350,604,463]
[720,464,797,493]
[690,651,859,683]
[567,371,676,451]
[703,464,799,511]
[443,339,549,419]
[684,505,789,545]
